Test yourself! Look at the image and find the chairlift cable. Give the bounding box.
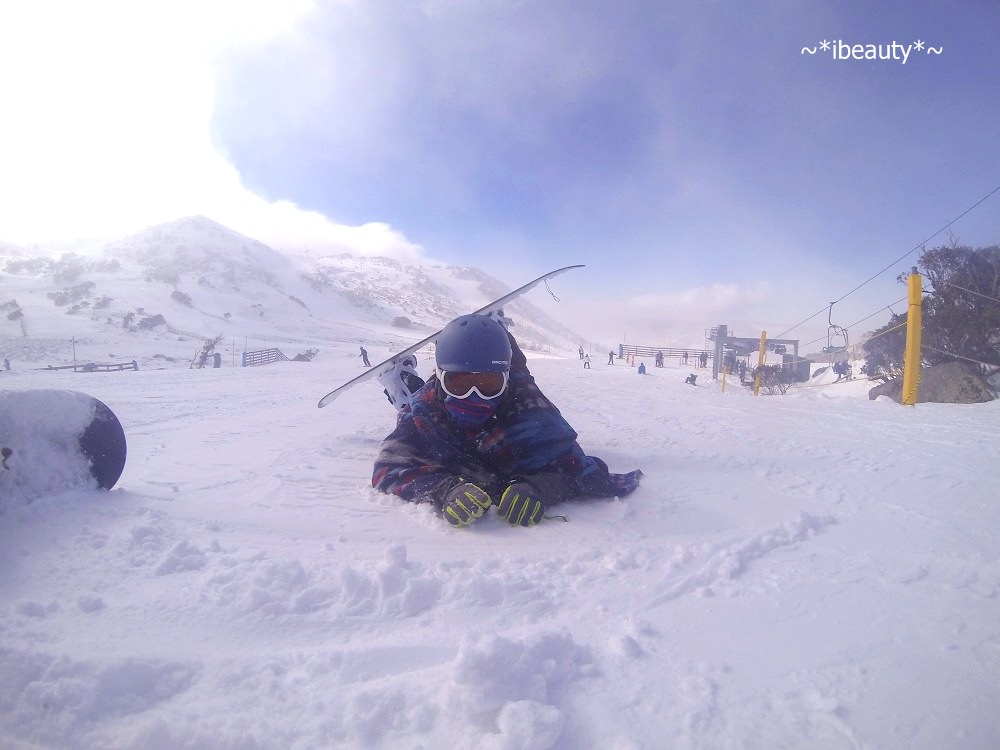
[775,184,1000,340]
[796,295,908,350]
[942,281,1000,305]
[832,184,1000,306]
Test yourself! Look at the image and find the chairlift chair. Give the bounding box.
[822,302,849,354]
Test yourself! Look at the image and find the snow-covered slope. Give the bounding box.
[0,352,997,749]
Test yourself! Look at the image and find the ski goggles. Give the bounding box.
[438,369,509,400]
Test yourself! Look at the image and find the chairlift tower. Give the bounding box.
[709,325,804,381]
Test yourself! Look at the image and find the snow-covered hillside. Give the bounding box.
[0,216,588,370]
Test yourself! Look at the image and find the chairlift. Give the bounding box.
[822,302,849,354]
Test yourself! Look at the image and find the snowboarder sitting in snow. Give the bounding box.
[372,314,642,528]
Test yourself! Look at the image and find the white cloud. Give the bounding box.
[225,198,428,264]
[0,0,426,263]
[628,281,772,318]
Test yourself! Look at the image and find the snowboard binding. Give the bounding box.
[377,355,426,413]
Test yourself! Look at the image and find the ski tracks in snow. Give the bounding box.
[641,511,838,608]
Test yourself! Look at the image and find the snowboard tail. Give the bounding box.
[78,397,128,489]
[317,264,585,408]
[0,390,127,500]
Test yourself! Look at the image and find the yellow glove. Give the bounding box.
[442,482,492,527]
[498,481,547,527]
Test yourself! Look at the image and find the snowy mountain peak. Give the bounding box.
[1,217,587,367]
[103,215,296,277]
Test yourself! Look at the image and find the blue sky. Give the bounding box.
[206,0,999,344]
[1,1,998,347]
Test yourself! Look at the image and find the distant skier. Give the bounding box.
[608,350,615,365]
[360,346,371,367]
[655,351,664,367]
[3,358,9,371]
[685,373,697,385]
[372,314,642,528]
[583,354,591,369]
[638,362,646,375]
[578,345,585,360]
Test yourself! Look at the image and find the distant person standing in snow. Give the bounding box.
[583,354,591,369]
[833,360,852,382]
[578,345,585,360]
[372,314,642,528]
[607,350,615,365]
[360,346,371,367]
[2,358,9,371]
[655,351,664,367]
[638,362,646,375]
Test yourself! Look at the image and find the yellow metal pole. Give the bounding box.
[901,267,922,406]
[752,331,768,396]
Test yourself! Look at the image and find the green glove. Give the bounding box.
[498,481,547,527]
[442,481,493,527]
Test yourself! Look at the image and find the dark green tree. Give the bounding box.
[860,314,907,381]
[862,243,1000,377]
[918,243,1000,368]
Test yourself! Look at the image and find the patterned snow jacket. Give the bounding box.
[372,344,643,508]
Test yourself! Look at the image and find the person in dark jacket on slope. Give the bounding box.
[372,314,642,528]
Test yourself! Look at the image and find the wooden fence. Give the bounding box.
[38,361,138,372]
[618,345,711,363]
[242,348,289,367]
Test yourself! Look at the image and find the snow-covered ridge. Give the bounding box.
[0,216,586,367]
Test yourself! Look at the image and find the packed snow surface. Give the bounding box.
[1,352,998,749]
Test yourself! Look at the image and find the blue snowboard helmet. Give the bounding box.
[435,315,512,373]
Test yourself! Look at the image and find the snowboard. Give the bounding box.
[0,389,127,499]
[317,264,585,408]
